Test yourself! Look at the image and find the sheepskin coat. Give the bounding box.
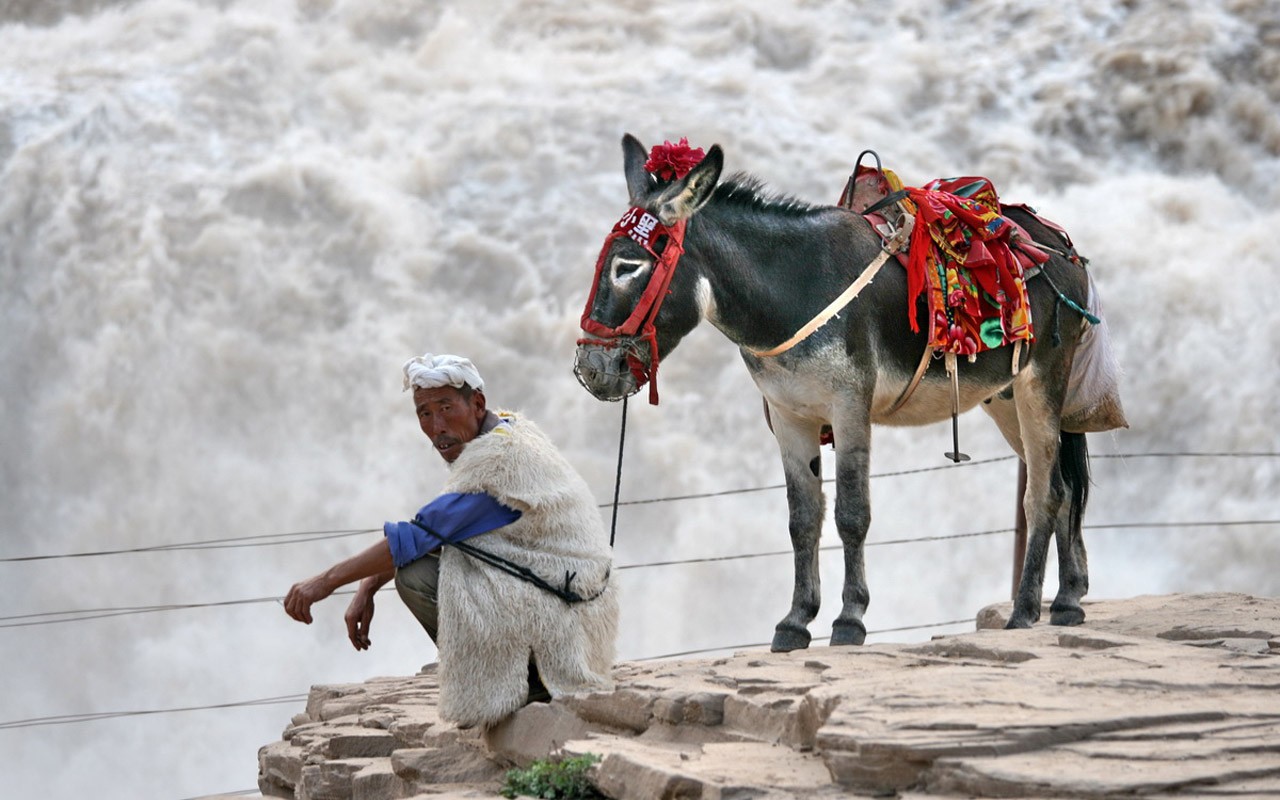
[435,410,618,729]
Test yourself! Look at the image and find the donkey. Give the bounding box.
[576,135,1111,652]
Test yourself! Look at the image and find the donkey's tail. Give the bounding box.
[1058,430,1091,530]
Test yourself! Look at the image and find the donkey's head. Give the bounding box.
[574,134,724,403]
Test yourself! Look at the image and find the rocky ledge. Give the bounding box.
[258,593,1280,799]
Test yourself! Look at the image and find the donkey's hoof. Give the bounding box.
[771,625,811,652]
[830,619,867,646]
[1005,598,1041,630]
[1049,603,1086,627]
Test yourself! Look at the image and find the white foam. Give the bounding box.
[2,1,1277,797]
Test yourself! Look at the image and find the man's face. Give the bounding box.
[413,385,487,463]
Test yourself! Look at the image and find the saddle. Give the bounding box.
[838,152,1127,434]
[840,154,1049,358]
[761,155,1127,449]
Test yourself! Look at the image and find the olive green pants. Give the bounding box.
[394,551,441,644]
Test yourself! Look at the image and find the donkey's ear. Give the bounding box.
[654,144,723,226]
[622,133,653,202]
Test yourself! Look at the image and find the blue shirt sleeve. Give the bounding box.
[383,492,523,568]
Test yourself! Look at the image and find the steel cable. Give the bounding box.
[2,451,1272,564]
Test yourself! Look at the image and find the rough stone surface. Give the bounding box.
[256,593,1280,799]
[484,701,596,767]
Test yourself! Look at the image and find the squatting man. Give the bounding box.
[284,354,618,729]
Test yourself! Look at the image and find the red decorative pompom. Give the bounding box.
[644,137,706,181]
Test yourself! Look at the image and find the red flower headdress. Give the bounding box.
[643,137,706,180]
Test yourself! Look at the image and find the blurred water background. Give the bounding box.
[1,0,1277,796]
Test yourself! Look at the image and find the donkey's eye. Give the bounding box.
[612,257,650,284]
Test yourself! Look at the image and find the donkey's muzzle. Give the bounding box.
[574,341,643,402]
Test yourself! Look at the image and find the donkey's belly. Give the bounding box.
[871,379,1004,427]
[744,344,1013,429]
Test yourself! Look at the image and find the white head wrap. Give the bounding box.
[402,353,484,393]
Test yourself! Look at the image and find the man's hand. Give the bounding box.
[345,590,376,651]
[282,543,393,631]
[283,575,334,624]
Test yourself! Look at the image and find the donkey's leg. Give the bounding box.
[769,409,826,653]
[984,375,1087,627]
[1049,431,1090,626]
[979,390,1024,461]
[1007,373,1069,630]
[830,411,873,646]
[1048,501,1087,626]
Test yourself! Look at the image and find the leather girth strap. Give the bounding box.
[883,345,934,417]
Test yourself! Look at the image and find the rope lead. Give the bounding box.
[609,396,628,547]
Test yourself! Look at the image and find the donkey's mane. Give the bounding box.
[714,173,826,217]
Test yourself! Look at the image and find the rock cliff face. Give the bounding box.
[258,593,1280,799]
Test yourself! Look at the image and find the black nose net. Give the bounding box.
[573,337,651,402]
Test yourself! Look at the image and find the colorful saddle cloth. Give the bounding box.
[843,167,1044,356]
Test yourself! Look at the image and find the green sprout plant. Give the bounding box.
[500,752,605,799]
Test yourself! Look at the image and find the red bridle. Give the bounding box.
[578,206,687,405]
